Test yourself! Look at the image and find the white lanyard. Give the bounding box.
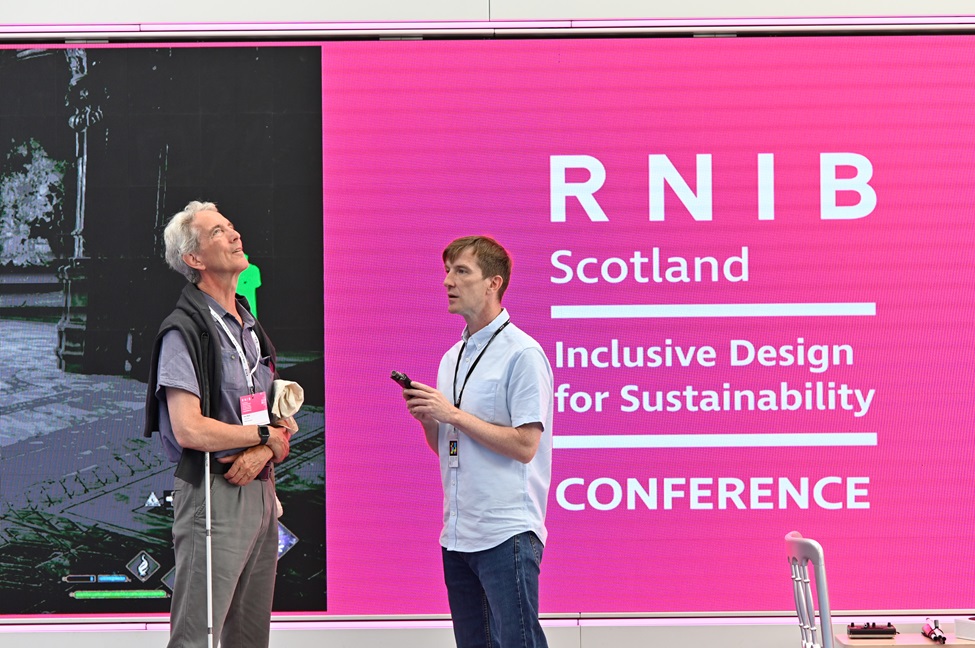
[208,306,261,393]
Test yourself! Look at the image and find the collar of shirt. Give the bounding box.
[461,308,510,351]
[201,292,256,329]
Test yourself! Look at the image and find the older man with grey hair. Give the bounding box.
[144,201,291,648]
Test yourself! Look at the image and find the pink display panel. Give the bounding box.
[322,36,975,614]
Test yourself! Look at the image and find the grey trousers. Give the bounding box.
[167,471,278,648]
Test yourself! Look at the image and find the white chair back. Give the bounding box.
[785,531,834,648]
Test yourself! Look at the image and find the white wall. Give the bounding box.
[0,617,822,648]
[1,0,975,36]
[5,0,975,22]
[0,617,946,648]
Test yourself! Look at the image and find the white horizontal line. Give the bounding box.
[551,302,876,319]
[554,433,877,449]
[3,16,974,34]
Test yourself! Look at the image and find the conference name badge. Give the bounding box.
[448,439,459,468]
[240,392,271,426]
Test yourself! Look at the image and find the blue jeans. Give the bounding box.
[441,531,548,648]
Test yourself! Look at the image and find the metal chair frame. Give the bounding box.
[786,531,834,648]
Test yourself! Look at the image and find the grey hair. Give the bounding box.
[164,201,217,284]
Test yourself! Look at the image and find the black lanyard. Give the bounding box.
[453,320,510,408]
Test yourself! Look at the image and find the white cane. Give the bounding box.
[204,451,214,648]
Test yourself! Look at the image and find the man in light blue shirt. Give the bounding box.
[405,235,554,648]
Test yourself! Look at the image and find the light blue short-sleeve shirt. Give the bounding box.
[436,309,554,553]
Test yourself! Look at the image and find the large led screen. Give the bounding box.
[322,36,975,615]
[3,33,974,621]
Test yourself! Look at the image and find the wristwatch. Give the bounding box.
[257,425,270,446]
